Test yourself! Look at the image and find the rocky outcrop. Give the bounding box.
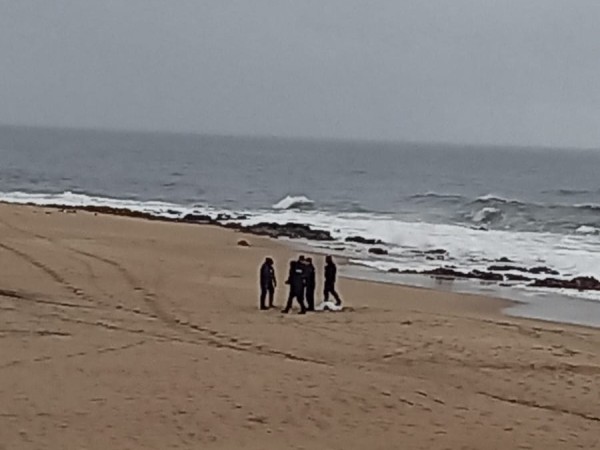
[497,257,514,263]
[487,265,559,276]
[531,276,600,291]
[183,212,249,223]
[470,270,503,281]
[368,247,389,255]
[345,236,384,245]
[529,266,560,276]
[423,249,448,255]
[388,266,600,291]
[400,267,468,278]
[488,265,527,272]
[505,273,533,282]
[183,213,215,223]
[426,268,469,278]
[230,222,334,241]
[397,267,504,282]
[43,204,333,242]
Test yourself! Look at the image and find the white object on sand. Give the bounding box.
[315,301,344,312]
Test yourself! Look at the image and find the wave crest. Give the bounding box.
[575,225,600,235]
[272,195,315,210]
[472,207,503,223]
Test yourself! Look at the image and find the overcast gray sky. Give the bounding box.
[1,1,599,147]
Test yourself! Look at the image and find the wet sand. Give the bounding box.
[0,203,598,449]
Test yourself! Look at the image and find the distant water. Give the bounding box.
[1,125,600,322]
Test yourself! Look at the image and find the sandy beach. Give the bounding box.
[0,203,598,450]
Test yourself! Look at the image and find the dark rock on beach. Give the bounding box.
[497,257,514,263]
[428,267,466,277]
[469,270,503,281]
[488,265,529,273]
[237,239,250,247]
[398,267,504,282]
[529,266,560,276]
[368,247,389,255]
[388,268,400,273]
[419,268,469,278]
[345,236,384,245]
[424,249,448,255]
[505,273,533,282]
[233,222,334,241]
[531,276,600,291]
[488,265,559,276]
[183,213,215,223]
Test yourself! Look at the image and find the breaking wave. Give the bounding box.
[272,195,315,210]
[471,207,503,224]
[575,225,600,235]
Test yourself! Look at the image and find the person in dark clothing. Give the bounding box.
[323,255,342,306]
[297,254,308,298]
[282,260,307,314]
[304,257,316,311]
[259,257,277,310]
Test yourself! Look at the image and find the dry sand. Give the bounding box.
[0,203,598,450]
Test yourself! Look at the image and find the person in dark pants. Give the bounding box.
[259,257,277,310]
[282,260,307,314]
[304,257,316,311]
[323,255,342,306]
[297,254,308,300]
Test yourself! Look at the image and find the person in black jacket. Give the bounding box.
[323,255,342,306]
[304,257,316,311]
[282,260,307,314]
[259,257,277,310]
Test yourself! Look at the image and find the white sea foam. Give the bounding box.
[240,208,600,281]
[0,190,237,219]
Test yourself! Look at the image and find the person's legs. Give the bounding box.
[323,285,330,302]
[282,291,295,313]
[268,287,275,308]
[306,286,315,311]
[331,287,342,306]
[324,282,341,305]
[259,286,268,310]
[296,289,307,313]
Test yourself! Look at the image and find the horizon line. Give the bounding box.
[0,122,598,152]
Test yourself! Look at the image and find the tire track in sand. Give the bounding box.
[1,215,328,366]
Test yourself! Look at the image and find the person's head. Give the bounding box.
[326,255,333,264]
[298,255,306,263]
[289,260,297,269]
[307,257,313,266]
[265,257,273,266]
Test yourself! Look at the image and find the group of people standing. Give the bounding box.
[259,255,342,314]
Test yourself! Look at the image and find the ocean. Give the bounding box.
[2,125,600,325]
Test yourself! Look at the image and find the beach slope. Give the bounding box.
[0,204,598,449]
